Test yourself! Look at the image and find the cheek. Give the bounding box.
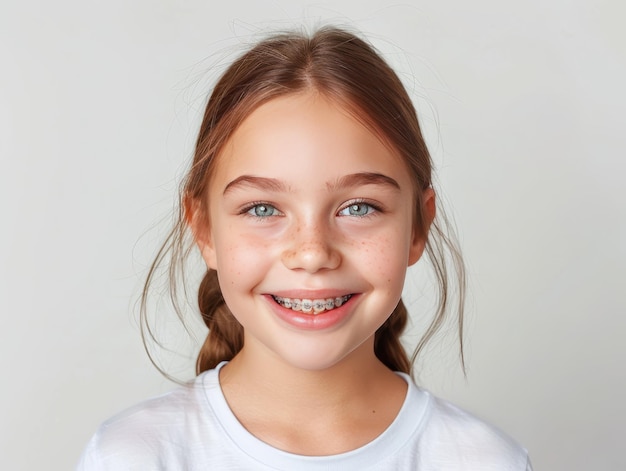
[214,227,276,276]
[355,231,411,289]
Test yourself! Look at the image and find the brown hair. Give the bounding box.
[141,26,465,378]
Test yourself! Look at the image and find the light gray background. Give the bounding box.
[1,1,624,469]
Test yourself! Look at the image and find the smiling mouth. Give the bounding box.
[271,295,352,315]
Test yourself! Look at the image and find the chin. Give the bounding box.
[269,338,368,372]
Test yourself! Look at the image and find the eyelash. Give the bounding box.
[337,199,383,218]
[239,202,283,219]
[239,199,384,220]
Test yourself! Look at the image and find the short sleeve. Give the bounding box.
[76,432,103,471]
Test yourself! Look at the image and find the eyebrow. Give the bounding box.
[222,172,400,195]
[223,175,290,195]
[326,172,401,192]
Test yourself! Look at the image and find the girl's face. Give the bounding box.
[196,92,431,371]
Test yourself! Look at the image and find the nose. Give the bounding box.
[281,224,341,273]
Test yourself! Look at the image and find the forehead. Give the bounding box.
[210,92,414,193]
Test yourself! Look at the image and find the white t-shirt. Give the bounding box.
[78,362,531,470]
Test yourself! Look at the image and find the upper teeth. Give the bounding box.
[273,295,351,314]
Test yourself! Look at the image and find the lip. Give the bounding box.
[264,293,359,331]
[268,289,354,299]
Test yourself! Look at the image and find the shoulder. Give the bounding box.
[77,372,216,470]
[415,390,531,470]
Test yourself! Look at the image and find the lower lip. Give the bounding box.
[266,295,357,331]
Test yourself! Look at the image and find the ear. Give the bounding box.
[184,195,217,270]
[408,188,436,266]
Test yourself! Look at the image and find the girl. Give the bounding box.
[79,26,531,470]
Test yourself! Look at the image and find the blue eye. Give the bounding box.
[338,202,376,217]
[247,203,280,218]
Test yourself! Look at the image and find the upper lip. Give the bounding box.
[266,290,355,299]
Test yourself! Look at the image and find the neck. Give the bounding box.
[221,338,391,402]
[217,339,408,455]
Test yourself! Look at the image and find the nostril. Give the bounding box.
[281,240,341,272]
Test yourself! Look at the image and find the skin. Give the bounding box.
[191,91,435,455]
